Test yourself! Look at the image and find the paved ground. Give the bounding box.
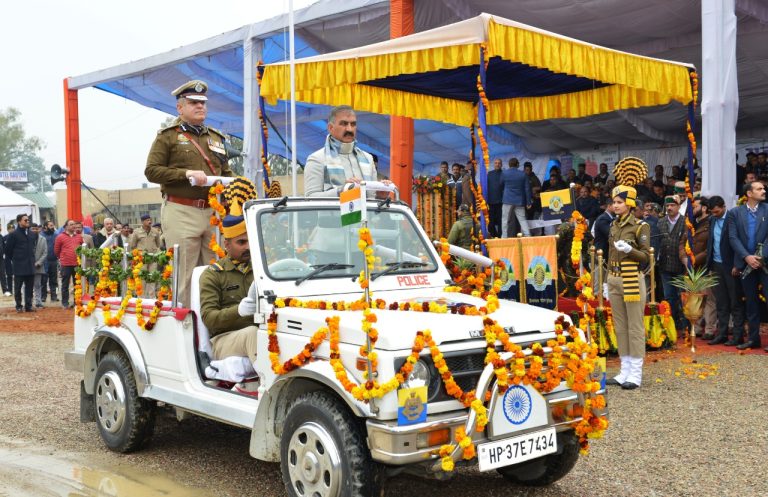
[0,296,767,496]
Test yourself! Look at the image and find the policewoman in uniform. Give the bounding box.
[145,80,235,307]
[605,157,651,390]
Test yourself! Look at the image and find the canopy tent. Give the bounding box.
[64,0,767,204]
[0,185,40,230]
[260,14,694,127]
[259,12,697,240]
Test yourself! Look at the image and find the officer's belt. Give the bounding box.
[166,194,210,209]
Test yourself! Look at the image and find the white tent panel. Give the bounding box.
[0,185,40,230]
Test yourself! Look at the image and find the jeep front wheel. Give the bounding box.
[496,431,580,486]
[94,350,155,453]
[280,390,381,497]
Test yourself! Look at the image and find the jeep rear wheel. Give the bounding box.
[94,350,155,453]
[280,391,381,497]
[496,432,580,487]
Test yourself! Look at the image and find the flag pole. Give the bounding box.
[359,183,376,413]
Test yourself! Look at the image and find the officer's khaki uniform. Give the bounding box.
[447,213,476,250]
[129,227,162,297]
[145,118,234,308]
[607,213,650,384]
[199,257,257,364]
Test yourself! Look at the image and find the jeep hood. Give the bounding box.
[273,292,564,350]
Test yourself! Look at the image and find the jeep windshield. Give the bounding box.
[258,207,438,282]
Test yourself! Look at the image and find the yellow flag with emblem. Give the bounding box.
[540,188,573,221]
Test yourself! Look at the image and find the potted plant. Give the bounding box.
[670,266,719,322]
[670,266,718,352]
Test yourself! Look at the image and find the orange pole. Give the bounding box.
[389,0,414,205]
[63,78,83,221]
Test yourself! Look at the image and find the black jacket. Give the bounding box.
[592,210,615,257]
[486,169,504,205]
[4,228,37,276]
[706,211,734,268]
[575,196,601,224]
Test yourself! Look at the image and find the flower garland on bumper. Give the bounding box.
[264,230,608,472]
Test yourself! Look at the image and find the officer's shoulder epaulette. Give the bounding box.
[157,125,179,135]
[207,126,227,140]
[208,262,225,272]
[157,118,182,135]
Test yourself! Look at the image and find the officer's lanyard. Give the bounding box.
[181,131,216,175]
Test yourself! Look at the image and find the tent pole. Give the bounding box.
[243,36,263,196]
[289,0,298,196]
[63,78,83,222]
[389,0,414,206]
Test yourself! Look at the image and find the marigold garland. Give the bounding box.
[75,247,174,331]
[570,211,587,269]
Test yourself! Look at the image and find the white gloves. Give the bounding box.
[603,283,609,300]
[237,282,260,317]
[614,240,632,254]
[238,297,258,317]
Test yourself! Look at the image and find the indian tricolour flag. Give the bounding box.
[340,185,367,226]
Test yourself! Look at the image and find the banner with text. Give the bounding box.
[485,238,521,302]
[521,236,558,310]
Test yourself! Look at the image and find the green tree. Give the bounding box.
[0,107,47,191]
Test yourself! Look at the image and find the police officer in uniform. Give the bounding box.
[129,214,162,297]
[605,158,651,390]
[199,212,258,369]
[447,204,476,250]
[145,80,235,308]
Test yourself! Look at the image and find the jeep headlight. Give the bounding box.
[403,359,430,389]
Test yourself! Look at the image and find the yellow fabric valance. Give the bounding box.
[487,85,677,125]
[286,84,477,127]
[486,19,693,105]
[260,43,479,100]
[273,82,680,128]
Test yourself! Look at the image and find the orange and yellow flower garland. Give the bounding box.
[75,246,174,331]
[207,183,227,261]
[570,211,587,269]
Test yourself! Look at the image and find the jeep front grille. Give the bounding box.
[395,339,550,404]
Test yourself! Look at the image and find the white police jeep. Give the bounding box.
[65,193,605,497]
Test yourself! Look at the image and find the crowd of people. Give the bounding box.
[439,155,768,355]
[0,214,163,312]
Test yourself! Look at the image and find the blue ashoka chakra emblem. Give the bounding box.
[502,385,532,425]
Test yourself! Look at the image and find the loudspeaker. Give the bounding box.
[50,164,70,185]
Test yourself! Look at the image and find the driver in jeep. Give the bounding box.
[199,212,258,381]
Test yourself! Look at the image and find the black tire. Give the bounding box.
[496,432,580,487]
[93,350,155,453]
[280,390,382,497]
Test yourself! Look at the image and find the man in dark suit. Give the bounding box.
[591,204,615,258]
[727,181,768,351]
[486,158,504,238]
[575,185,601,225]
[4,213,37,312]
[706,196,746,346]
[501,158,532,237]
[575,163,592,185]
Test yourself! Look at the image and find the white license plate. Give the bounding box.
[477,427,557,471]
